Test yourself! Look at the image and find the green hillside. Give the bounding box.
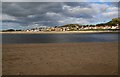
[97,18,120,26]
[106,18,120,26]
[61,24,81,28]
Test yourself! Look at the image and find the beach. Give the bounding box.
[2,42,118,75]
[1,31,119,34]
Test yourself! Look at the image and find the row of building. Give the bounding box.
[25,25,120,32]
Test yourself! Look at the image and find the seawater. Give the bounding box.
[2,33,119,44]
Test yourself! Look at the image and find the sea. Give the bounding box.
[2,32,119,44]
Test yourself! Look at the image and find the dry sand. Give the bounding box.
[2,42,118,75]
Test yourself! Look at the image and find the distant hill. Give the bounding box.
[2,29,15,32]
[106,18,120,25]
[59,24,81,31]
[61,24,81,28]
[96,18,120,26]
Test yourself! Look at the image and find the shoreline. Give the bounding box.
[0,31,119,34]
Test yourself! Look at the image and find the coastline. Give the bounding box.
[1,31,119,34]
[3,42,118,75]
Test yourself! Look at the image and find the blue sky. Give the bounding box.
[1,2,119,30]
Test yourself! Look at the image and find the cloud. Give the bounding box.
[1,0,88,2]
[2,2,119,30]
[99,0,119,2]
[62,5,94,18]
[2,0,119,2]
[2,14,16,20]
[2,22,23,30]
[107,7,118,11]
[101,3,118,19]
[102,11,118,18]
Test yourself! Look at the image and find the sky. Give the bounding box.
[1,1,119,30]
[1,0,120,2]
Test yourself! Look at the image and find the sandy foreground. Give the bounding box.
[2,42,118,75]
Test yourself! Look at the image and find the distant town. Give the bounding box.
[2,18,120,32]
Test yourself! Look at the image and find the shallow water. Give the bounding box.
[2,33,119,44]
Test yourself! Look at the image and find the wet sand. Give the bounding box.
[2,42,118,75]
[0,45,2,76]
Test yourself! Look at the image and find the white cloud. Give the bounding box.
[62,3,110,19]
[107,7,118,11]
[62,5,94,18]
[27,15,35,18]
[102,11,118,18]
[46,12,61,17]
[67,6,92,14]
[2,14,17,21]
[58,17,90,25]
[90,3,109,13]
[101,5,118,19]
